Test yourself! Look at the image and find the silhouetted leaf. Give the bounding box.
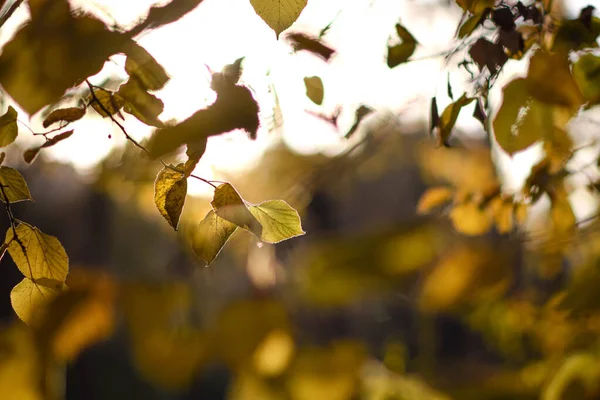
[11,277,65,325]
[42,107,85,128]
[250,0,307,38]
[124,43,169,91]
[211,183,262,237]
[89,88,125,118]
[154,164,187,230]
[24,130,74,164]
[0,167,32,202]
[430,97,439,136]
[492,7,515,31]
[6,224,69,282]
[449,202,492,236]
[128,0,205,35]
[304,76,324,105]
[248,200,305,243]
[192,210,237,265]
[118,78,165,127]
[469,38,507,74]
[286,32,336,61]
[573,53,600,108]
[417,187,453,214]
[0,106,18,148]
[387,23,418,68]
[437,94,474,146]
[346,105,373,138]
[447,75,454,100]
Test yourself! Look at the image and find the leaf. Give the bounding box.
[345,105,373,138]
[458,10,488,38]
[23,130,74,164]
[6,224,69,282]
[417,187,453,214]
[211,183,262,237]
[0,325,44,400]
[154,164,187,230]
[118,78,165,127]
[492,78,548,155]
[42,107,85,128]
[550,190,575,232]
[430,97,439,136]
[449,202,492,236]
[248,200,305,243]
[89,88,125,117]
[286,32,336,61]
[437,94,475,146]
[469,38,508,74]
[0,166,33,202]
[552,15,600,53]
[573,53,600,108]
[526,50,583,109]
[456,0,495,14]
[387,23,418,68]
[304,76,324,105]
[0,106,18,148]
[192,210,238,265]
[492,7,515,31]
[124,43,169,91]
[473,99,487,126]
[249,0,307,38]
[11,277,65,325]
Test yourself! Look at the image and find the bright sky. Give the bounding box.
[1,0,597,206]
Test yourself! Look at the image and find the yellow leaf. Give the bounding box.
[252,329,295,377]
[23,130,74,164]
[0,106,18,148]
[89,88,125,117]
[10,277,65,325]
[6,224,69,281]
[192,209,237,265]
[437,94,474,146]
[248,200,305,243]
[154,164,187,230]
[458,11,487,38]
[42,107,85,128]
[0,166,33,202]
[489,197,514,234]
[573,53,600,108]
[211,183,262,236]
[0,325,43,400]
[249,0,307,38]
[550,192,575,233]
[387,23,418,68]
[455,0,494,14]
[118,78,165,127]
[417,187,453,214]
[514,202,528,225]
[449,202,492,236]
[303,76,324,105]
[124,43,169,91]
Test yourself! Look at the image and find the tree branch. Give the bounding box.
[0,0,24,30]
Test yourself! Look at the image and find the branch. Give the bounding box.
[0,0,24,30]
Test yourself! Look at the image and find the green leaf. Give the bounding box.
[304,76,324,105]
[11,277,65,325]
[387,23,418,68]
[118,78,165,127]
[124,43,169,91]
[0,167,33,202]
[437,94,474,146]
[249,0,307,38]
[573,53,600,108]
[552,16,600,53]
[6,224,69,281]
[211,183,262,236]
[492,78,549,155]
[154,164,187,230]
[0,106,18,148]
[23,130,74,164]
[248,200,305,243]
[458,10,488,38]
[192,210,237,265]
[42,107,86,128]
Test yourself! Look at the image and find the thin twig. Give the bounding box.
[0,0,24,30]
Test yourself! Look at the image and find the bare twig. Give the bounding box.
[0,0,24,30]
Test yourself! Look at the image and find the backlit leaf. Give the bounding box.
[573,53,600,108]
[154,164,187,230]
[42,107,85,128]
[10,277,65,325]
[456,0,494,14]
[192,210,237,265]
[0,106,18,148]
[387,23,418,68]
[417,187,453,214]
[458,10,488,38]
[248,200,305,243]
[249,0,307,38]
[304,76,324,105]
[124,43,169,91]
[0,167,32,202]
[118,78,165,127]
[437,94,475,146]
[23,130,74,164]
[449,202,492,236]
[89,88,125,117]
[6,224,69,282]
[550,190,575,232]
[286,32,336,61]
[211,183,262,236]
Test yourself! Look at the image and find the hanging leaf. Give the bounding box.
[304,76,324,105]
[458,10,489,38]
[345,105,373,138]
[154,164,187,230]
[387,23,418,68]
[118,78,165,127]
[192,210,238,265]
[0,106,18,148]
[6,224,69,282]
[124,43,169,91]
[417,187,453,214]
[248,200,305,243]
[469,38,508,74]
[249,0,307,38]
[573,53,600,108]
[211,183,262,237]
[0,167,33,202]
[23,130,74,164]
[10,277,65,325]
[437,94,475,146]
[449,202,493,236]
[286,32,336,61]
[89,88,125,117]
[42,107,85,128]
[430,97,439,136]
